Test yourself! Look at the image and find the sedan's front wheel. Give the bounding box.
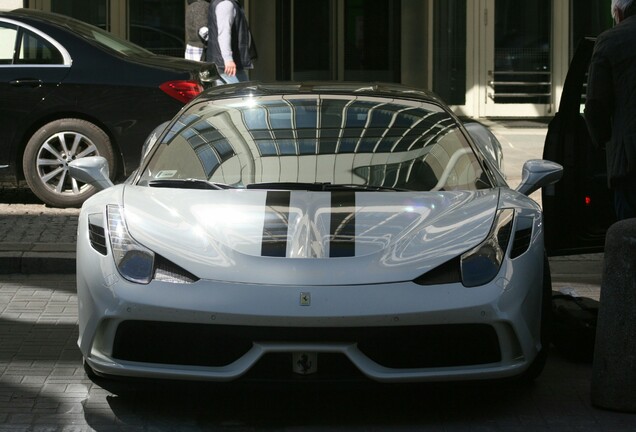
[23,119,115,208]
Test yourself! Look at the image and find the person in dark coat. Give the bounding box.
[205,0,257,83]
[185,0,210,61]
[585,0,636,220]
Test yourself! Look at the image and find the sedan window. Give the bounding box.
[0,24,17,64]
[16,29,64,65]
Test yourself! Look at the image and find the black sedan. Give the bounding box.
[0,8,219,207]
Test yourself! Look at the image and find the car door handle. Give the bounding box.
[9,79,43,88]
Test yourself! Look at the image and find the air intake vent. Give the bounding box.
[510,227,532,259]
[88,214,107,256]
[413,257,461,286]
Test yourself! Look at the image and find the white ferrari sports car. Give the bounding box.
[71,82,562,383]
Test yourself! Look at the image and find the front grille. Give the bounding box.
[357,324,500,368]
[113,321,253,367]
[112,321,501,371]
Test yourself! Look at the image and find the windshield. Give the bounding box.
[138,94,489,192]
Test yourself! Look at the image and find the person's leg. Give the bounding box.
[234,70,249,82]
[614,185,636,220]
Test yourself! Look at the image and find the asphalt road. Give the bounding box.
[0,273,630,431]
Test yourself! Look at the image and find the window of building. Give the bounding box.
[433,0,467,106]
[276,0,400,82]
[51,0,108,28]
[344,0,401,82]
[129,0,185,57]
[571,0,612,53]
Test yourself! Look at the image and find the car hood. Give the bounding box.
[121,186,499,285]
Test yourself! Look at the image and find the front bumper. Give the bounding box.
[76,250,544,383]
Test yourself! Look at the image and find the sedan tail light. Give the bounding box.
[160,80,203,104]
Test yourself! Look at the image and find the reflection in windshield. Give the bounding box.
[139,95,487,192]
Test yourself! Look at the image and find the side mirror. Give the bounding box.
[516,159,563,196]
[68,156,114,192]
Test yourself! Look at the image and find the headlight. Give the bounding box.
[107,205,155,284]
[460,209,514,287]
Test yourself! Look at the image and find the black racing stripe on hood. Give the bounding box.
[261,191,291,257]
[330,191,356,257]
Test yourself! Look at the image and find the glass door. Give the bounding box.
[479,0,553,117]
[343,0,400,82]
[44,0,109,28]
[279,0,400,82]
[128,0,185,57]
[432,0,470,112]
[280,0,333,81]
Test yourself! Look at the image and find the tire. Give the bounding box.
[518,254,553,382]
[22,119,115,208]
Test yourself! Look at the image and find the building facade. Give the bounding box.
[22,0,612,118]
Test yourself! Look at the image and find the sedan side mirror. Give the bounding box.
[516,159,563,196]
[68,156,114,192]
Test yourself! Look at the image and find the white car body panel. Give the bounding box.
[73,83,558,384]
[120,186,499,284]
[76,184,545,383]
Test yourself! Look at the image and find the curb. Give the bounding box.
[0,243,76,274]
[548,254,604,285]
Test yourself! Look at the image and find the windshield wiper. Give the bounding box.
[148,179,233,190]
[245,182,408,192]
[246,182,332,191]
[324,184,409,192]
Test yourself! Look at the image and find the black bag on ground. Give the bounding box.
[551,292,599,362]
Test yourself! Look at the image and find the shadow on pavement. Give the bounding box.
[80,349,636,431]
[0,188,44,205]
[90,378,541,429]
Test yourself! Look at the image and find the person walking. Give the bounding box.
[205,0,257,83]
[184,0,210,61]
[585,0,636,220]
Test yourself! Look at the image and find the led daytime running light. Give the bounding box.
[460,209,514,287]
[107,205,155,284]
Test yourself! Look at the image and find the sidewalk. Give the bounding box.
[0,188,77,274]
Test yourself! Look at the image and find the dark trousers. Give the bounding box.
[614,182,636,220]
